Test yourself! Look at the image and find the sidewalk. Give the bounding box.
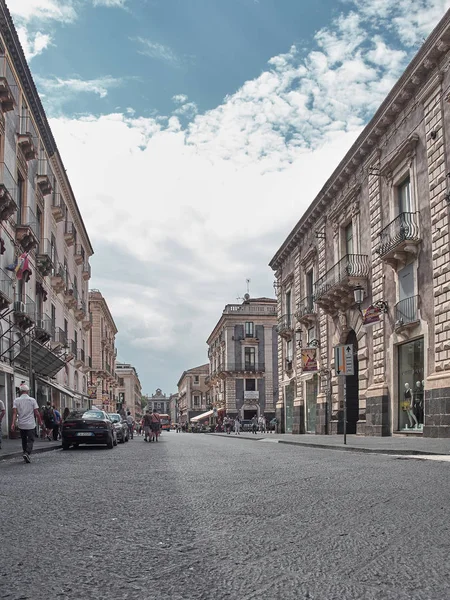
[0,438,61,461]
[207,432,450,455]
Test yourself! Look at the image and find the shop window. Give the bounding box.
[398,338,424,432]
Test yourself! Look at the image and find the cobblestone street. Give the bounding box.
[2,432,450,600]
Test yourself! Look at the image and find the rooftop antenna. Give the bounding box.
[236,278,251,302]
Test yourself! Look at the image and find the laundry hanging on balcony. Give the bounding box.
[6,252,32,281]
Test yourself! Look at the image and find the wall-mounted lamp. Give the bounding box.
[308,339,320,348]
[353,285,365,309]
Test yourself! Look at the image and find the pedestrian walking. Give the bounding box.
[52,405,62,441]
[126,411,134,439]
[0,397,5,450]
[234,416,241,435]
[150,408,161,442]
[63,407,70,421]
[11,383,43,463]
[142,410,152,442]
[258,415,266,433]
[251,415,258,434]
[42,401,55,441]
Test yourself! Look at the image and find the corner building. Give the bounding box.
[270,9,450,438]
[177,365,209,423]
[207,297,278,421]
[0,1,93,438]
[115,362,142,420]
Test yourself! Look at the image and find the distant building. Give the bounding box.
[169,392,179,424]
[146,388,170,415]
[207,297,278,420]
[177,364,210,423]
[115,362,142,419]
[89,290,118,413]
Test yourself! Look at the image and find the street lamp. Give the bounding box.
[353,285,365,309]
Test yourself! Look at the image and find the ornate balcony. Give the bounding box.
[82,262,91,281]
[35,315,53,344]
[75,348,85,369]
[15,206,39,252]
[66,340,77,361]
[37,158,54,196]
[314,254,369,315]
[0,268,13,311]
[18,115,38,161]
[395,295,420,331]
[50,327,67,351]
[64,221,76,246]
[276,314,294,339]
[74,244,84,266]
[51,191,64,223]
[295,296,316,326]
[14,295,35,330]
[223,363,265,374]
[36,239,54,276]
[376,212,421,270]
[51,264,65,293]
[0,56,18,112]
[74,300,86,322]
[63,286,78,309]
[0,162,17,221]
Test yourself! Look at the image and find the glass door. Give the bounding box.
[305,375,318,433]
[398,338,424,431]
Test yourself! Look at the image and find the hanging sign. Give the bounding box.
[88,385,97,400]
[301,347,318,372]
[363,304,381,326]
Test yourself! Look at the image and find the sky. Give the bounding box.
[7,0,450,396]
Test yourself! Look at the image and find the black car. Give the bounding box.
[240,419,252,432]
[62,409,117,450]
[108,413,129,443]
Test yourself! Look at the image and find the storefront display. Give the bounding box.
[398,338,424,432]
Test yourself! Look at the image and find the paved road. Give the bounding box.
[1,432,450,600]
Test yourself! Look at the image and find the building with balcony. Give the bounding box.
[177,366,210,424]
[206,297,278,421]
[0,1,94,439]
[270,10,450,438]
[144,388,171,416]
[115,363,142,420]
[89,290,118,412]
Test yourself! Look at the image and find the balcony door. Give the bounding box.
[398,177,412,213]
[398,264,415,323]
[244,347,255,370]
[345,222,354,255]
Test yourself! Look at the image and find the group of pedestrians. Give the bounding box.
[141,408,161,442]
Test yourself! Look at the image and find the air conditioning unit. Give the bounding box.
[14,301,25,313]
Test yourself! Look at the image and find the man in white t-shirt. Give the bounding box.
[11,383,42,463]
[0,398,5,450]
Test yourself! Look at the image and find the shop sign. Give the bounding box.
[363,304,381,326]
[301,347,318,372]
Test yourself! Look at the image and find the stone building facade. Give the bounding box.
[270,9,450,438]
[145,388,171,415]
[115,362,142,420]
[89,290,117,412]
[0,1,93,438]
[177,365,209,423]
[207,297,278,420]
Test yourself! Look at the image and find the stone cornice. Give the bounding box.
[269,10,450,271]
[379,134,419,180]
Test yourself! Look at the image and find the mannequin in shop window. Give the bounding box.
[404,382,418,429]
[414,380,424,427]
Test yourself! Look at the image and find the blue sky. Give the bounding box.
[7,0,450,395]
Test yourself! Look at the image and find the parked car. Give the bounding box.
[62,409,117,450]
[108,413,129,443]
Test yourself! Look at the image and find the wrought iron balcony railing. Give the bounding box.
[395,295,419,328]
[295,296,315,321]
[377,212,420,258]
[224,362,265,373]
[314,254,369,301]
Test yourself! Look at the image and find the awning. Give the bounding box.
[14,340,66,378]
[36,377,74,398]
[191,410,214,422]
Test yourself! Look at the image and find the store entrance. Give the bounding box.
[305,375,318,433]
[285,381,295,433]
[243,409,257,420]
[345,330,359,434]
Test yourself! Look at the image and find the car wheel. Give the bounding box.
[106,435,114,449]
[62,441,70,450]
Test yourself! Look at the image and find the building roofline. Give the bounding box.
[269,8,450,270]
[89,290,118,334]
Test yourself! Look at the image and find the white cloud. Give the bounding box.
[17,26,52,60]
[92,0,126,6]
[172,94,189,105]
[174,102,198,118]
[132,37,179,64]
[7,0,77,23]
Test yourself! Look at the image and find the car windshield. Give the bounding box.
[78,410,105,420]
[109,414,120,423]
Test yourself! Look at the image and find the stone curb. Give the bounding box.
[0,444,61,462]
[205,433,443,456]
